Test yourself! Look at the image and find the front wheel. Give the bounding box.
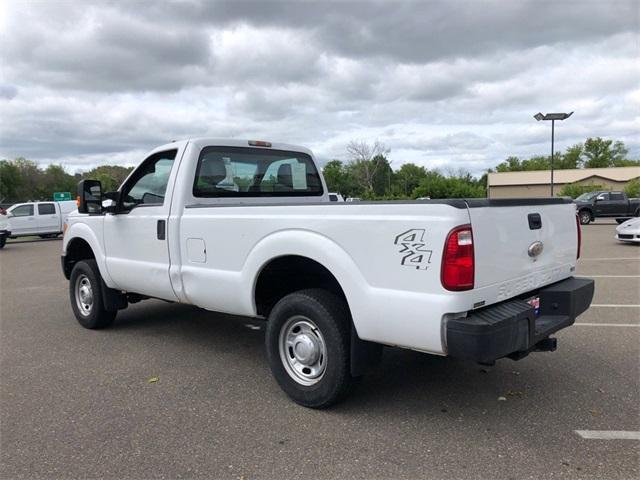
[69,260,116,329]
[265,289,354,408]
[579,210,592,225]
[0,235,6,249]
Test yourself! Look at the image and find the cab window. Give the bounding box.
[193,146,323,197]
[11,205,34,217]
[120,150,177,210]
[38,203,56,215]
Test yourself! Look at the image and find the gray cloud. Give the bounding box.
[0,0,638,175]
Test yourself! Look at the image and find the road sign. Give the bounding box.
[53,192,72,201]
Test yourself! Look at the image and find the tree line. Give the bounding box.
[0,137,637,203]
[323,137,638,200]
[0,158,133,203]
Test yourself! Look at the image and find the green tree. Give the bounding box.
[345,139,390,193]
[611,140,628,164]
[322,160,359,197]
[0,160,22,202]
[558,143,583,169]
[14,157,44,200]
[370,154,393,196]
[495,156,523,172]
[82,165,134,192]
[522,155,550,171]
[582,137,614,168]
[412,171,485,199]
[624,178,640,198]
[393,163,427,196]
[41,164,76,198]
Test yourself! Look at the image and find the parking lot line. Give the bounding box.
[574,323,639,327]
[580,275,640,278]
[590,304,640,308]
[578,257,640,261]
[575,430,640,440]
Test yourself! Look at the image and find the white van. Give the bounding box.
[7,201,77,238]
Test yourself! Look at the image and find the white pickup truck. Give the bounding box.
[7,201,77,238]
[62,139,594,407]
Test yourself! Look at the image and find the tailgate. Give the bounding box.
[468,199,578,304]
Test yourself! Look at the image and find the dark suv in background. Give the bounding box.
[574,191,640,224]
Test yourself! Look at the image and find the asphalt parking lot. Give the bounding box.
[1,223,638,480]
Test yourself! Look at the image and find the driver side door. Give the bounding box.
[103,149,179,301]
[8,204,36,235]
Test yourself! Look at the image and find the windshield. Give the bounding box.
[575,192,599,201]
[193,146,323,197]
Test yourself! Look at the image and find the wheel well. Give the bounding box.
[579,208,592,217]
[254,255,347,317]
[63,238,95,279]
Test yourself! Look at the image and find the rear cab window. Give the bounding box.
[193,147,323,198]
[38,203,56,215]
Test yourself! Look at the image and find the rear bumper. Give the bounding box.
[446,277,594,364]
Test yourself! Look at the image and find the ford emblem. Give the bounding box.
[528,241,544,258]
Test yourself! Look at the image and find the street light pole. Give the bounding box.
[534,111,573,197]
[551,119,554,196]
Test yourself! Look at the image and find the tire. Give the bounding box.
[265,289,354,408]
[69,260,116,329]
[579,210,591,225]
[635,208,640,217]
[0,236,6,249]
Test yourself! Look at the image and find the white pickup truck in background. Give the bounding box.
[61,139,594,407]
[7,200,77,239]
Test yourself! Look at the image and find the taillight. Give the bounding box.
[575,214,581,259]
[441,224,474,291]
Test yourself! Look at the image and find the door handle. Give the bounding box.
[157,220,166,240]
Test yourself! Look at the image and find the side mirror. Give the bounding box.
[77,179,103,215]
[6,212,14,218]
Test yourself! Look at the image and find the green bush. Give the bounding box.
[557,183,606,199]
[624,178,640,198]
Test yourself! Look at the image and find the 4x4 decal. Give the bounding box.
[394,229,433,270]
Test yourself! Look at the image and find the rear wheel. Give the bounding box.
[265,289,354,408]
[69,260,116,329]
[579,210,591,225]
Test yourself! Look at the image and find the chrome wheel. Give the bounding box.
[279,315,327,386]
[75,274,94,317]
[580,211,591,224]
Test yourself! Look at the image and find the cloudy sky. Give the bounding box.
[1,0,638,175]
